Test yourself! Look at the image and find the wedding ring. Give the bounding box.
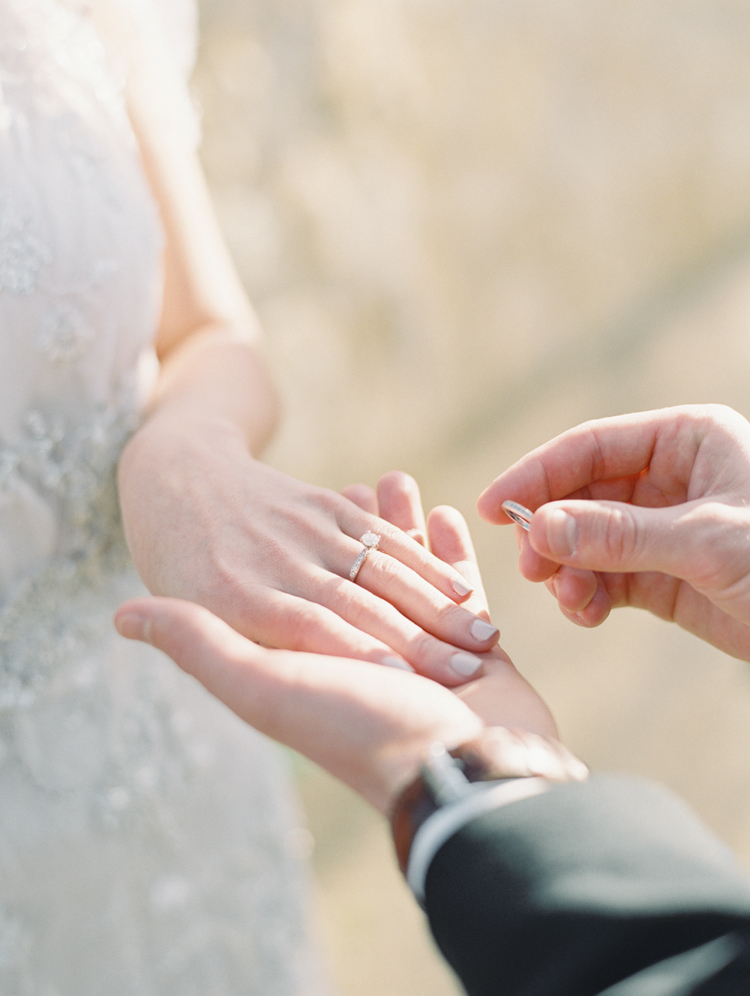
[501,500,533,531]
[349,532,380,582]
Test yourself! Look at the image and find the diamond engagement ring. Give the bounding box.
[501,500,533,531]
[349,532,381,582]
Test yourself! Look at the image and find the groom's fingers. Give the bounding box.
[116,596,258,682]
[115,597,325,737]
[114,597,295,732]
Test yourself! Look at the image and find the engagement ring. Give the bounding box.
[349,532,380,582]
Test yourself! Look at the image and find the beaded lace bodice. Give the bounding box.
[0,0,166,701]
[0,4,324,992]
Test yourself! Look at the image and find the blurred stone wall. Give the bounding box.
[194,2,750,993]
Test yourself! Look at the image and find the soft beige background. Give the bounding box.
[194,2,750,993]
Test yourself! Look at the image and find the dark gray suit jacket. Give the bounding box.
[424,776,750,996]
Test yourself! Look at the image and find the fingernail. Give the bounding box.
[470,618,499,643]
[381,655,415,672]
[547,509,578,558]
[116,611,145,641]
[449,652,483,678]
[451,577,473,598]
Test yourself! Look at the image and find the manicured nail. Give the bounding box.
[470,618,499,643]
[450,652,483,678]
[547,509,578,558]
[381,655,415,672]
[451,577,473,598]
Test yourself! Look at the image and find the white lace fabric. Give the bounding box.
[0,0,161,596]
[0,2,326,991]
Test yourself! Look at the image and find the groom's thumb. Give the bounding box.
[530,501,683,576]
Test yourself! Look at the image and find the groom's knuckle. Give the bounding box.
[603,508,638,563]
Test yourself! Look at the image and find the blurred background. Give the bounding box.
[194,1,750,992]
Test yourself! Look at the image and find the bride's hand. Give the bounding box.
[119,62,498,688]
[115,489,579,814]
[345,471,559,737]
[118,407,499,687]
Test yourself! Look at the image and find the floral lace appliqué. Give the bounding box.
[0,400,138,706]
[0,199,51,295]
[36,302,95,362]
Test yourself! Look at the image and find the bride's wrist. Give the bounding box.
[116,409,257,582]
[148,331,279,453]
[121,405,251,477]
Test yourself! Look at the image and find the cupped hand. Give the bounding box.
[114,484,577,814]
[116,598,484,814]
[477,404,750,662]
[118,414,498,686]
[344,471,559,737]
[114,598,585,814]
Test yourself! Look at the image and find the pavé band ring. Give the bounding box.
[501,500,533,531]
[349,531,381,582]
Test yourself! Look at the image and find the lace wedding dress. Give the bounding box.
[0,1,327,992]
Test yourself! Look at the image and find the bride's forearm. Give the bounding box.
[117,320,279,600]
[144,322,280,456]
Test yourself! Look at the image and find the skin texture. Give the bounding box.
[113,4,499,683]
[478,404,750,662]
[116,476,580,814]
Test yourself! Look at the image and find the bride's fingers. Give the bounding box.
[426,506,490,619]
[340,483,378,515]
[376,471,428,547]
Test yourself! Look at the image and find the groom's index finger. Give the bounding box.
[501,500,533,531]
[478,411,670,522]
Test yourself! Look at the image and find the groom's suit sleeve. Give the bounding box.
[422,775,750,996]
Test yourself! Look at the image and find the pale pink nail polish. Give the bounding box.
[452,577,473,598]
[470,618,499,643]
[450,652,482,678]
[381,655,415,672]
